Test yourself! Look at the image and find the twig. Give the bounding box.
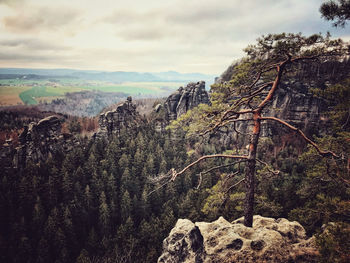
[196,172,203,190]
[172,154,249,180]
[225,178,245,193]
[201,160,246,176]
[147,177,173,197]
[341,107,350,129]
[260,116,340,158]
[256,158,280,175]
[223,171,240,185]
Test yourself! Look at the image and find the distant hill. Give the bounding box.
[0,68,215,84]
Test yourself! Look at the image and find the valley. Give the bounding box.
[0,78,187,105]
[0,1,349,262]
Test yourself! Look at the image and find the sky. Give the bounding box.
[0,0,349,75]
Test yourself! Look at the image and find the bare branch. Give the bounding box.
[200,160,247,176]
[223,171,240,185]
[233,81,274,109]
[225,178,245,193]
[196,172,203,190]
[147,170,174,196]
[171,154,249,180]
[147,177,173,197]
[233,121,253,136]
[260,116,340,158]
[195,161,246,189]
[148,171,172,183]
[341,107,350,129]
[256,158,280,175]
[200,115,252,136]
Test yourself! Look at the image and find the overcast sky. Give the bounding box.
[0,0,349,74]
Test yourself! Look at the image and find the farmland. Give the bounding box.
[0,80,184,106]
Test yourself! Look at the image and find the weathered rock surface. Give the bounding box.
[0,139,16,171]
[96,96,138,138]
[164,81,210,120]
[14,115,79,168]
[215,60,350,139]
[158,215,318,263]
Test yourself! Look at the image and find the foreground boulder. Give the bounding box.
[158,215,318,263]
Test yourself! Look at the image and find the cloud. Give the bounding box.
[2,5,82,33]
[0,38,71,51]
[100,0,334,45]
[0,0,24,6]
[0,0,348,74]
[117,27,168,41]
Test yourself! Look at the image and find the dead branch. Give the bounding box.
[171,154,249,181]
[256,158,280,175]
[233,121,253,136]
[225,178,245,193]
[341,107,350,129]
[223,171,240,185]
[241,80,275,100]
[200,116,252,136]
[196,172,203,190]
[260,116,340,158]
[148,170,173,183]
[200,160,247,177]
[147,177,173,197]
[147,170,174,196]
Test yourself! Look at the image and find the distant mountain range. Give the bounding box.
[0,68,216,84]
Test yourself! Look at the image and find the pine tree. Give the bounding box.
[98,191,110,236]
[121,190,131,223]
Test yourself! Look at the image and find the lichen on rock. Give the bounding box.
[158,215,319,263]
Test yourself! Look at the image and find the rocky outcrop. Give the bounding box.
[211,61,350,149]
[14,115,79,168]
[233,81,328,140]
[164,81,210,120]
[0,139,16,171]
[96,96,138,138]
[158,215,318,263]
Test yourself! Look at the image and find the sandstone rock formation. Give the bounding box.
[14,115,79,168]
[158,215,318,263]
[215,60,350,138]
[96,96,138,138]
[0,139,16,171]
[164,81,210,120]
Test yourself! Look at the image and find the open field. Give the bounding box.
[19,86,62,105]
[81,81,183,94]
[0,86,31,105]
[0,79,183,105]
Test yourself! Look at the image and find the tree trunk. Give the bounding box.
[243,112,261,227]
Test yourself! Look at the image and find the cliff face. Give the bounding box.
[213,60,350,145]
[164,81,210,120]
[14,116,79,168]
[158,215,318,263]
[234,81,327,140]
[96,96,138,138]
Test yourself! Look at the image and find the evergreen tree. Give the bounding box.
[98,192,110,236]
